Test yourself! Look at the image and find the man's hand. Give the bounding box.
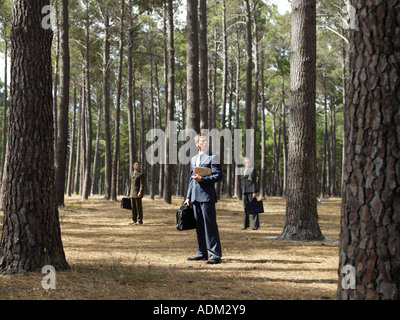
[126,193,130,197]
[192,173,203,182]
[185,198,191,206]
[252,193,257,199]
[138,193,143,198]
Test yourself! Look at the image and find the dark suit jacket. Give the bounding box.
[242,168,258,194]
[186,152,223,203]
[128,171,145,198]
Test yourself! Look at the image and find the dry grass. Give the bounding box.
[0,195,341,300]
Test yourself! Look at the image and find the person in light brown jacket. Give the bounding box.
[126,162,145,224]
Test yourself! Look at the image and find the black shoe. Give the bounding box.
[241,227,248,230]
[187,255,208,261]
[205,258,221,264]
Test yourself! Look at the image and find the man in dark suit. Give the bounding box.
[185,135,223,264]
[242,157,260,230]
[126,162,145,224]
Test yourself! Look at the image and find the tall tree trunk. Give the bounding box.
[82,2,92,201]
[199,0,208,130]
[53,1,59,153]
[186,0,200,132]
[330,102,337,196]
[73,86,83,194]
[163,0,175,204]
[0,0,69,273]
[149,49,155,200]
[103,6,112,200]
[216,0,228,198]
[111,0,125,201]
[337,0,400,300]
[281,75,288,196]
[55,0,70,206]
[155,62,164,198]
[0,38,8,189]
[66,86,77,197]
[260,49,266,198]
[234,23,242,200]
[226,60,234,198]
[160,1,168,198]
[244,0,252,151]
[321,68,328,198]
[127,7,135,175]
[91,106,102,195]
[340,29,347,195]
[271,108,281,196]
[79,74,86,196]
[139,86,144,167]
[252,4,259,155]
[279,0,324,241]
[102,9,112,200]
[211,30,217,133]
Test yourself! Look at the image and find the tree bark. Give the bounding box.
[199,0,208,130]
[163,0,175,204]
[260,49,266,198]
[0,0,69,273]
[149,49,156,200]
[91,105,102,195]
[186,0,200,133]
[53,1,59,153]
[337,0,400,300]
[55,0,70,206]
[279,0,324,241]
[321,68,328,198]
[127,0,136,175]
[252,4,259,155]
[0,38,8,190]
[281,75,288,196]
[111,0,125,201]
[73,85,83,194]
[102,8,112,200]
[82,1,92,201]
[234,23,242,200]
[66,86,77,197]
[244,0,252,150]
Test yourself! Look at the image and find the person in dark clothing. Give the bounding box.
[126,162,145,224]
[242,157,260,230]
[185,135,223,264]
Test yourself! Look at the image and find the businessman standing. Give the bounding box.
[185,135,223,264]
[242,157,260,230]
[127,162,145,224]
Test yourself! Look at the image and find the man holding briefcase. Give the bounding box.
[185,135,223,264]
[126,162,145,225]
[242,157,260,230]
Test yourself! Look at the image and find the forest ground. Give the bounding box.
[0,194,341,300]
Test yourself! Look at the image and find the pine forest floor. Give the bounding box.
[0,194,341,300]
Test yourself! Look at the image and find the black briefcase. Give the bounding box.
[245,199,264,215]
[176,202,196,231]
[121,197,132,210]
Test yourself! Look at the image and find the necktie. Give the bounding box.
[196,153,202,166]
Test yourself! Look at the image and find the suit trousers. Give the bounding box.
[243,193,260,229]
[130,197,143,223]
[192,202,222,260]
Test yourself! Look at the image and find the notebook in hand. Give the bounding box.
[194,166,212,176]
